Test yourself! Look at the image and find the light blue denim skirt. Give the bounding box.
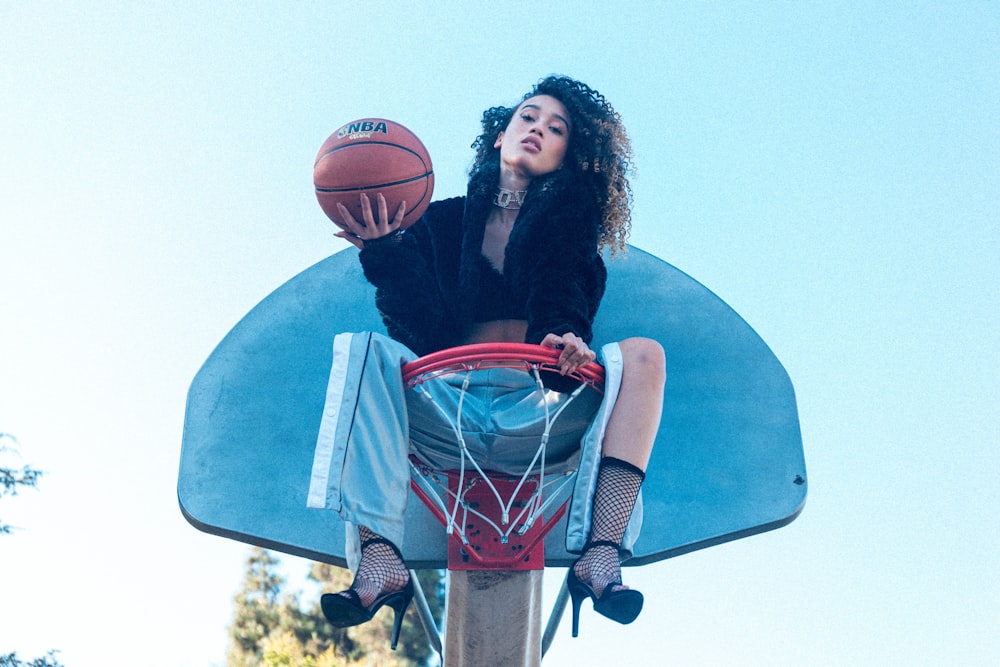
[307,332,641,570]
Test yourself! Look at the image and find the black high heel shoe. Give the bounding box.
[320,538,414,650]
[567,540,644,637]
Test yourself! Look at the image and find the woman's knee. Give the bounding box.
[619,337,666,384]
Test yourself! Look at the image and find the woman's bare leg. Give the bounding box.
[572,337,665,597]
[601,337,666,469]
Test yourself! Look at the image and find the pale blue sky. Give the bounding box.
[1,2,997,665]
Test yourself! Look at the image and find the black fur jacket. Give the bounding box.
[358,165,607,357]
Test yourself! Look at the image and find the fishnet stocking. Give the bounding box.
[571,457,645,598]
[341,525,410,608]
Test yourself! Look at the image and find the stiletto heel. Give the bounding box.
[566,541,643,637]
[387,586,411,650]
[567,571,586,638]
[320,537,414,650]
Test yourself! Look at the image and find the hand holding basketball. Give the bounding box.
[333,193,407,249]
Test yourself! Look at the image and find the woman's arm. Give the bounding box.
[356,198,464,355]
[511,172,607,348]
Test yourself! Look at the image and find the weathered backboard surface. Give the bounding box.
[178,246,806,568]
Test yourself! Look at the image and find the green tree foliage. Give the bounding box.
[228,549,286,665]
[1,435,62,666]
[227,548,444,667]
[0,652,64,667]
[1,433,43,536]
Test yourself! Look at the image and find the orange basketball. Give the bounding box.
[314,118,434,230]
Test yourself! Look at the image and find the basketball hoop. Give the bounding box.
[402,343,605,570]
[402,343,605,391]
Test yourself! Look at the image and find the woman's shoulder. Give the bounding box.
[522,172,601,242]
[533,168,596,199]
[424,196,466,221]
[401,196,465,242]
[528,171,601,221]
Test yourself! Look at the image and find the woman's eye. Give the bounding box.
[550,126,565,136]
[520,113,535,122]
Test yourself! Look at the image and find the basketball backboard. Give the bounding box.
[178,246,806,568]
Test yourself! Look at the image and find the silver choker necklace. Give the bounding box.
[493,187,527,210]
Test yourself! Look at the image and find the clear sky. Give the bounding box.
[2,2,997,665]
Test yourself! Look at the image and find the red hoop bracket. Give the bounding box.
[409,465,569,571]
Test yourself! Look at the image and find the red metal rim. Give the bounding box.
[401,342,605,392]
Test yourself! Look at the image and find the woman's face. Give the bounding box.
[494,94,571,180]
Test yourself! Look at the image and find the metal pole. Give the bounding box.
[541,571,569,658]
[409,570,443,659]
[444,569,543,667]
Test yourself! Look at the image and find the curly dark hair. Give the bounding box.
[469,75,635,254]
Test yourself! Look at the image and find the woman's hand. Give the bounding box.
[540,332,596,375]
[334,193,407,249]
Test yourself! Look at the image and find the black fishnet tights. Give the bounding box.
[342,525,410,608]
[572,457,645,598]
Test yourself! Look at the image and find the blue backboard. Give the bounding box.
[179,247,806,567]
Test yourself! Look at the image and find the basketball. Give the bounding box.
[314,118,434,230]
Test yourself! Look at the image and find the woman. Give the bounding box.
[309,75,665,645]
